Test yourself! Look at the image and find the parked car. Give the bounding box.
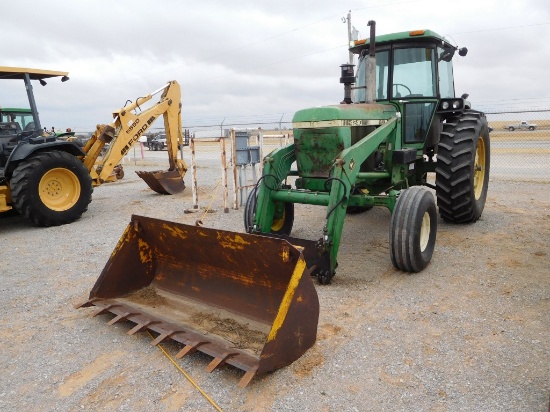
[506,121,537,131]
[149,134,167,150]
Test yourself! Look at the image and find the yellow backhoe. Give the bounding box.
[82,80,187,195]
[0,67,186,226]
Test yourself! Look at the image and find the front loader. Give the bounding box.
[244,22,490,284]
[80,23,489,386]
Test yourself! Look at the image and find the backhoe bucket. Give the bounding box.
[79,215,319,387]
[136,169,185,194]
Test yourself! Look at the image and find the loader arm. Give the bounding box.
[82,81,187,193]
[252,117,399,283]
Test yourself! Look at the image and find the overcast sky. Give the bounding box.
[2,0,549,131]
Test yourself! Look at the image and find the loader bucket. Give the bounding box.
[136,169,185,194]
[79,215,319,387]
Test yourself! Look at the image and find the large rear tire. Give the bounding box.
[243,189,294,236]
[9,151,93,227]
[436,110,490,223]
[390,187,437,272]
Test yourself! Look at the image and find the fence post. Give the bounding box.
[258,128,264,175]
[231,129,239,210]
[190,137,198,209]
[220,136,229,213]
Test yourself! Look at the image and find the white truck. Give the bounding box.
[506,121,537,131]
[149,133,167,150]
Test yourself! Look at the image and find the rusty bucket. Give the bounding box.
[79,215,319,387]
[136,169,185,194]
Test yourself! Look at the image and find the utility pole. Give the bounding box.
[346,11,353,65]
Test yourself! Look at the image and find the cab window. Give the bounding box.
[392,48,436,98]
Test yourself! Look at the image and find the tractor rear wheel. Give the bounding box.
[390,187,437,272]
[244,189,294,236]
[435,110,490,223]
[10,151,93,227]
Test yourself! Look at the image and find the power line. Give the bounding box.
[447,22,550,36]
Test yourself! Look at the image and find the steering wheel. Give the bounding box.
[393,83,412,97]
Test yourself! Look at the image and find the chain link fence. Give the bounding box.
[78,108,548,210]
[176,109,549,184]
[485,109,549,181]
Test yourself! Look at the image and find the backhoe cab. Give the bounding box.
[246,23,490,284]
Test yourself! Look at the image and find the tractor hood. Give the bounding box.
[292,103,397,127]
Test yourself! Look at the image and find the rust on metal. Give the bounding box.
[136,169,185,194]
[79,215,319,387]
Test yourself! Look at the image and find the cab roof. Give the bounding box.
[350,29,453,53]
[0,66,69,80]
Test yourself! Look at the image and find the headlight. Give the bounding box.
[441,101,449,110]
[452,100,461,109]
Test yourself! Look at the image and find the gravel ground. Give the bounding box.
[0,152,549,412]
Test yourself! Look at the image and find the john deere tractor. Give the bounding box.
[244,22,490,284]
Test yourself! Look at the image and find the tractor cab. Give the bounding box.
[0,108,34,136]
[349,29,469,153]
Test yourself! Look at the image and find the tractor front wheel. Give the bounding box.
[390,187,437,273]
[10,151,93,226]
[436,110,490,223]
[244,189,294,236]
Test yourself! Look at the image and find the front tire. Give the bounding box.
[436,110,490,223]
[390,187,437,272]
[243,189,294,236]
[9,151,93,226]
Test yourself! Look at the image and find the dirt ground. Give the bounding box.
[0,162,548,411]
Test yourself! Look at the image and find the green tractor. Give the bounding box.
[244,22,490,284]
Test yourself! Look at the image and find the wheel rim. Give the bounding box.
[271,204,286,232]
[39,168,81,211]
[419,211,431,252]
[473,136,486,200]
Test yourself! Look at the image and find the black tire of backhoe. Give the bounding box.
[435,110,490,223]
[9,151,93,227]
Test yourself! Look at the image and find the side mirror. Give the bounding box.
[440,46,455,62]
[458,47,468,57]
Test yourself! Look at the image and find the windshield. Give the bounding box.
[393,47,436,98]
[355,46,440,101]
[0,110,34,132]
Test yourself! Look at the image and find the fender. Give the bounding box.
[5,139,85,177]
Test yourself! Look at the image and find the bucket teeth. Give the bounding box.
[238,368,258,388]
[92,304,121,317]
[127,320,158,336]
[107,312,137,325]
[206,352,239,373]
[175,341,208,359]
[150,331,182,346]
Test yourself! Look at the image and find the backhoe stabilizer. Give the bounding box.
[78,215,319,387]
